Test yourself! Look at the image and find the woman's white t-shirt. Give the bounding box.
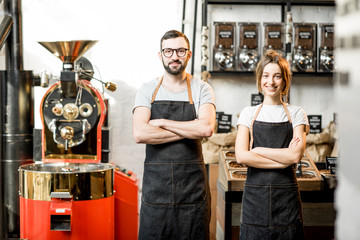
[237,104,309,129]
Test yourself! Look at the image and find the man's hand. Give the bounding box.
[148,119,164,128]
[289,137,300,149]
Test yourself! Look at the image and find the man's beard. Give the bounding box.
[163,59,188,76]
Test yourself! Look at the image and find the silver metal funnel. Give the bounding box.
[38,40,98,64]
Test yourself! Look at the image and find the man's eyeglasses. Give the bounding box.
[161,48,189,58]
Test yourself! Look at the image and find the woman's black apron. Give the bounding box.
[240,103,305,240]
[139,75,210,240]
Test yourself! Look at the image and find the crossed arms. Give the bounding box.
[235,124,307,169]
[132,103,216,145]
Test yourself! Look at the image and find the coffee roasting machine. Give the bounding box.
[19,40,118,239]
[19,40,138,240]
[1,1,138,239]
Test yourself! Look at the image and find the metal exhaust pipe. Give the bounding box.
[0,15,13,50]
[0,0,34,238]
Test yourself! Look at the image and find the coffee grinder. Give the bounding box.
[237,22,260,72]
[318,24,335,72]
[213,22,236,71]
[263,22,286,57]
[292,23,317,72]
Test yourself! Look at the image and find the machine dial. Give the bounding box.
[60,126,75,140]
[52,103,63,116]
[79,103,93,117]
[63,103,79,120]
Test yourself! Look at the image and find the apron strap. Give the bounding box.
[249,103,293,150]
[186,74,194,104]
[150,74,193,104]
[151,76,163,104]
[249,104,263,150]
[282,103,292,124]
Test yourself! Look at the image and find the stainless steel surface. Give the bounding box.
[223,150,236,159]
[63,103,79,120]
[239,49,259,71]
[302,170,316,177]
[5,0,24,70]
[0,15,13,50]
[214,49,234,70]
[319,49,334,71]
[1,1,34,237]
[79,103,93,117]
[230,170,247,179]
[293,49,314,72]
[0,70,34,239]
[38,40,98,64]
[19,163,114,201]
[300,160,310,168]
[60,126,74,140]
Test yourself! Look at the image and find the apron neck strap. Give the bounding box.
[151,74,193,104]
[249,104,263,150]
[282,102,292,124]
[151,76,163,104]
[186,74,194,104]
[249,102,292,150]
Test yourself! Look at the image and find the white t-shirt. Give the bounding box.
[133,77,215,118]
[237,104,309,129]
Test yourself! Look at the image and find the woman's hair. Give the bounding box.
[160,30,190,51]
[255,50,292,102]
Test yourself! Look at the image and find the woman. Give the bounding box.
[235,50,309,240]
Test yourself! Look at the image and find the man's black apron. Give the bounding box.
[139,75,210,240]
[240,103,305,240]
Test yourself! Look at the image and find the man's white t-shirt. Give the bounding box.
[134,77,215,118]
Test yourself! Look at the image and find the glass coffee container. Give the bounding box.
[292,23,317,72]
[318,24,334,72]
[238,22,260,72]
[213,22,236,71]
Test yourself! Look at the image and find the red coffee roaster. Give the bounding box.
[19,40,138,240]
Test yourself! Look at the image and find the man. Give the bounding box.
[132,30,216,239]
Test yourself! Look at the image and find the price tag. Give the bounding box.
[308,115,322,134]
[296,162,302,177]
[251,93,263,106]
[326,156,338,174]
[217,112,232,133]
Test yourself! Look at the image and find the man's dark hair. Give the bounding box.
[160,30,190,51]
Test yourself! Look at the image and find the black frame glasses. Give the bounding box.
[161,48,189,58]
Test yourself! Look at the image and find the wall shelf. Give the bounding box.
[202,0,336,75]
[206,0,335,6]
[209,71,334,77]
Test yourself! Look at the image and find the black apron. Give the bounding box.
[139,75,210,240]
[240,103,305,240]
